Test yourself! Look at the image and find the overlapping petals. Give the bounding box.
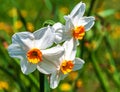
[37,45,64,74]
[53,2,95,45]
[49,38,85,89]
[70,2,85,19]
[8,26,64,74]
[8,1,94,89]
[52,22,66,44]
[33,26,55,49]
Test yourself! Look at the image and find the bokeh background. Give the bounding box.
[0,0,120,92]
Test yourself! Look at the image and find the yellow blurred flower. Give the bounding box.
[60,7,69,15]
[91,41,97,50]
[111,25,120,39]
[0,22,13,34]
[113,0,118,2]
[96,2,105,12]
[114,12,120,20]
[0,81,9,90]
[0,22,5,29]
[3,41,9,49]
[112,51,119,59]
[68,71,78,81]
[14,20,23,30]
[85,41,97,50]
[21,10,27,18]
[59,83,71,91]
[105,52,110,61]
[8,8,17,17]
[108,65,115,73]
[76,79,83,88]
[27,22,34,32]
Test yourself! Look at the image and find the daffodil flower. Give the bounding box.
[49,38,85,89]
[8,26,64,74]
[54,2,95,44]
[64,2,95,42]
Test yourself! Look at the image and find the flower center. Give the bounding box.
[73,26,85,40]
[27,48,42,64]
[60,60,74,74]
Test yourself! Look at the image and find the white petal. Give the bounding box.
[50,71,60,89]
[20,58,37,74]
[63,38,77,60]
[77,16,95,31]
[73,58,85,71]
[53,22,66,43]
[37,58,56,74]
[64,15,71,21]
[85,18,95,31]
[70,2,85,18]
[8,32,35,59]
[64,16,75,39]
[60,72,68,80]
[54,33,64,44]
[53,22,64,32]
[8,44,26,59]
[64,16,75,29]
[50,71,61,89]
[50,71,67,89]
[70,2,86,25]
[33,26,54,49]
[42,45,64,66]
[37,45,64,74]
[65,17,74,33]
[11,32,35,51]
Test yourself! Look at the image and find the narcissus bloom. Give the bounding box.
[8,26,64,74]
[49,38,84,89]
[64,2,95,42]
[54,2,95,44]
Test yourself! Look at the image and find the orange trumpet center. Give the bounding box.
[73,26,85,40]
[27,48,42,64]
[60,60,74,74]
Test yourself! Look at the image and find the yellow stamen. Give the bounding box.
[27,48,42,64]
[73,26,85,40]
[60,60,74,74]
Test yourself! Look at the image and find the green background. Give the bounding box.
[0,0,120,92]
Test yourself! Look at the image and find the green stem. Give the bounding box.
[90,52,110,92]
[104,35,120,87]
[17,9,28,31]
[87,0,96,16]
[39,72,45,92]
[80,0,96,58]
[11,0,29,31]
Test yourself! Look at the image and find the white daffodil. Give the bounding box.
[8,26,64,75]
[64,2,95,42]
[54,2,95,44]
[48,38,85,89]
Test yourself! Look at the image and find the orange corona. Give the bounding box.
[27,48,42,64]
[73,26,85,40]
[60,60,74,74]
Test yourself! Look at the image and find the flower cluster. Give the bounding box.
[8,2,95,89]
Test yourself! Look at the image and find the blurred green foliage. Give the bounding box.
[0,0,120,92]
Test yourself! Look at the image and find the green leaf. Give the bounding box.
[91,53,110,92]
[43,20,55,27]
[98,9,115,17]
[44,0,53,12]
[0,30,11,43]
